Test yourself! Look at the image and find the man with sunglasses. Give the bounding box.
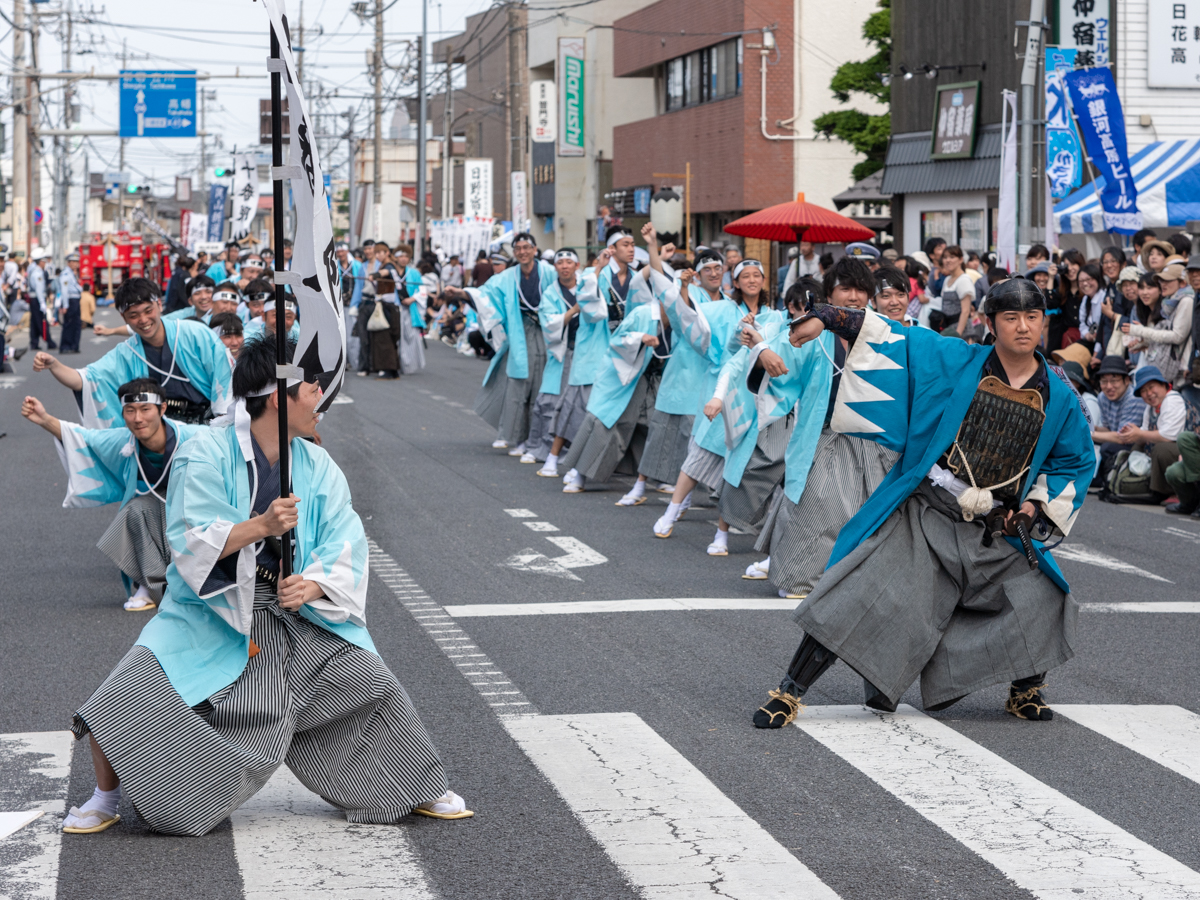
[753,276,1094,728]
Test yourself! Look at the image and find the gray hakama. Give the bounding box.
[551,347,591,445]
[498,316,548,446]
[94,494,170,601]
[764,429,898,597]
[523,390,559,461]
[718,414,794,535]
[561,369,659,483]
[794,479,1077,710]
[680,436,725,492]
[71,589,449,837]
[473,358,511,430]
[398,308,426,374]
[637,410,694,485]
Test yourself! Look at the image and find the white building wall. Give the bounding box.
[792,0,886,210]
[528,0,658,251]
[1117,0,1200,152]
[902,190,992,256]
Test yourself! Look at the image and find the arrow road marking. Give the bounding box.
[499,549,582,581]
[544,536,607,568]
[1053,544,1173,583]
[1160,526,1200,544]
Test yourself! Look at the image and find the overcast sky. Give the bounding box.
[4,0,486,192]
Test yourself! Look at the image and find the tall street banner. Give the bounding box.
[1045,47,1084,200]
[558,38,585,158]
[530,80,556,143]
[511,170,528,232]
[997,90,1018,272]
[206,184,228,241]
[262,0,346,410]
[1064,66,1142,234]
[1053,0,1110,68]
[230,153,260,241]
[464,159,493,218]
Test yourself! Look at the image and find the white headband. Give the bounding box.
[213,290,240,305]
[245,363,306,397]
[732,260,764,280]
[554,249,579,263]
[121,391,163,407]
[262,299,296,313]
[695,257,723,272]
[606,231,631,248]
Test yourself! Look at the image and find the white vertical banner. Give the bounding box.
[262,0,346,410]
[229,152,260,241]
[997,89,1018,274]
[530,80,556,143]
[186,213,209,251]
[511,170,528,232]
[1044,173,1058,251]
[464,159,493,218]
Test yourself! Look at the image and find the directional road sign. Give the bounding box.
[119,71,197,138]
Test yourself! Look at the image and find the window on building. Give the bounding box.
[921,210,954,247]
[957,210,986,253]
[664,38,742,112]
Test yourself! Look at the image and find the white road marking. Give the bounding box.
[232,767,433,899]
[88,336,108,344]
[1082,602,1200,613]
[0,375,27,389]
[503,508,537,518]
[445,401,463,407]
[1160,526,1200,544]
[428,394,447,400]
[0,731,73,900]
[446,597,797,617]
[1053,544,1173,583]
[329,394,355,405]
[795,705,1200,899]
[544,536,607,568]
[498,548,582,581]
[504,712,840,900]
[0,811,43,841]
[1056,706,1200,786]
[523,521,560,532]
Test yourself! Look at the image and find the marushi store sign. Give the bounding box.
[558,37,585,158]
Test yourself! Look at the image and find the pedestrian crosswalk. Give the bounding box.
[6,703,1200,898]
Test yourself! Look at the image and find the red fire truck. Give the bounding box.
[77,232,173,301]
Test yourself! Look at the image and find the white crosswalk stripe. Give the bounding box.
[0,731,74,900]
[1056,705,1200,786]
[795,705,1200,899]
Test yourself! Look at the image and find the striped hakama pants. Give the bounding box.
[473,362,510,431]
[680,436,725,492]
[498,317,548,446]
[561,369,659,484]
[72,593,448,837]
[718,414,794,535]
[551,347,591,445]
[637,411,694,486]
[763,429,898,598]
[95,494,170,601]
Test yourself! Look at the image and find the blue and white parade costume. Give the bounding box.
[546,267,606,449]
[523,274,579,462]
[69,399,461,836]
[76,318,232,428]
[758,301,1095,723]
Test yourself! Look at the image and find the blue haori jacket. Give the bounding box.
[54,418,207,509]
[584,300,662,429]
[164,308,212,325]
[638,270,715,417]
[826,309,1096,593]
[534,277,580,396]
[571,265,651,388]
[76,318,233,429]
[477,260,559,383]
[136,402,375,707]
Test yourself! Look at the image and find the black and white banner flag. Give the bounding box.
[262,0,345,411]
[229,152,260,242]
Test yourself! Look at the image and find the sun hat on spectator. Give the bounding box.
[1154,263,1186,284]
[1132,365,1170,398]
[1096,355,1131,378]
[1116,265,1141,284]
[1051,343,1093,369]
[1058,360,1091,392]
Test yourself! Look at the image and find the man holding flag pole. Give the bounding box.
[59,0,472,837]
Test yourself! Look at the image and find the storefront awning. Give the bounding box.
[1055,139,1200,234]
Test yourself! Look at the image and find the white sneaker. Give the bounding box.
[742,559,770,580]
[507,443,526,457]
[653,513,676,538]
[562,468,579,485]
[562,474,585,493]
[519,452,538,464]
[537,463,559,478]
[491,439,509,449]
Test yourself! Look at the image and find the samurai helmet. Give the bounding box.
[984,276,1046,316]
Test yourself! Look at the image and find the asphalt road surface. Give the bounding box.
[3,312,1200,900]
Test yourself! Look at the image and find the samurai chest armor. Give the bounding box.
[945,376,1045,503]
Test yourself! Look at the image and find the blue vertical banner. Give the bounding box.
[207,184,228,241]
[1063,66,1141,233]
[1045,48,1083,200]
[323,173,332,211]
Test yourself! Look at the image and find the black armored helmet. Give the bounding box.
[984,275,1047,316]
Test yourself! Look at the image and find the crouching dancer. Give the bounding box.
[753,277,1094,728]
[63,335,470,835]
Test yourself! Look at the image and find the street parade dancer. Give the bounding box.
[21,381,207,611]
[752,276,1095,728]
[61,335,471,836]
[33,278,232,427]
[471,233,557,455]
[747,261,904,590]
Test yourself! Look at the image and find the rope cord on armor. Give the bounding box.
[949,440,1030,522]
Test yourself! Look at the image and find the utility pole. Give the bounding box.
[372,2,384,242]
[1018,0,1045,251]
[118,40,127,232]
[442,48,453,219]
[416,0,427,253]
[505,4,520,225]
[13,0,28,258]
[296,0,305,88]
[54,2,73,265]
[346,107,357,247]
[29,3,41,228]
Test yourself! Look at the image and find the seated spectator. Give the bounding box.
[1165,424,1200,516]
[1091,356,1146,488]
[1059,359,1101,427]
[1113,365,1187,503]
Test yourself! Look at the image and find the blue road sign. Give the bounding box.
[120,71,197,138]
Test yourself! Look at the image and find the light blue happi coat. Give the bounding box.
[477,260,558,384]
[164,307,212,325]
[567,267,628,387]
[535,277,580,396]
[54,418,207,509]
[77,318,233,430]
[136,404,375,706]
[584,299,662,428]
[243,319,301,344]
[827,309,1096,593]
[640,270,713,417]
[205,261,239,283]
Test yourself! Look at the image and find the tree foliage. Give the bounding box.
[813,0,891,183]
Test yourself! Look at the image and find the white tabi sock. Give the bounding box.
[63,785,122,829]
[664,501,683,521]
[545,453,558,467]
[679,491,693,512]
[617,480,646,506]
[712,529,729,549]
